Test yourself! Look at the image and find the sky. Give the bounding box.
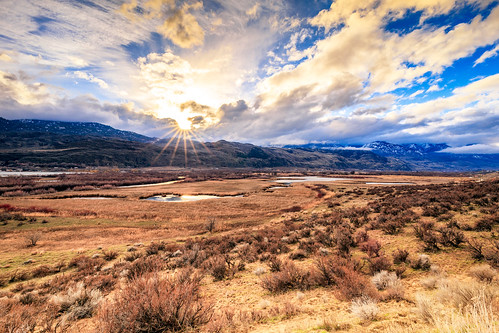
[0,0,498,153]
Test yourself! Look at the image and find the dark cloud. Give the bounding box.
[218,100,249,122]
[352,107,388,116]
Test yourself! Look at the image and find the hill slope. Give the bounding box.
[0,132,410,170]
[0,117,151,142]
[2,117,496,171]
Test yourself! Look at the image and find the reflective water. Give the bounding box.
[273,176,347,183]
[144,194,242,202]
[0,171,82,177]
[366,182,415,185]
[118,180,181,188]
[71,197,114,200]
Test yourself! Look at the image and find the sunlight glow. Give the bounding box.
[176,117,192,130]
[151,125,211,168]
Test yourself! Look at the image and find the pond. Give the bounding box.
[273,176,348,184]
[70,197,115,200]
[143,194,243,202]
[365,182,415,185]
[0,171,84,177]
[118,180,182,188]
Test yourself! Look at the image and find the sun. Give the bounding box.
[176,117,192,130]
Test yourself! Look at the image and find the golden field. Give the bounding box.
[0,170,497,332]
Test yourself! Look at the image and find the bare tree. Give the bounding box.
[205,217,216,233]
[25,232,42,247]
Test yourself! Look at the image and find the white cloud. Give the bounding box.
[441,144,499,154]
[72,71,109,89]
[474,44,499,66]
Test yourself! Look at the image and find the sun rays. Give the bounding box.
[151,124,212,167]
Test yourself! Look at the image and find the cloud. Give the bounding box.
[474,44,499,66]
[246,3,261,18]
[0,70,50,105]
[1,0,498,149]
[408,90,424,99]
[427,84,442,92]
[156,4,204,48]
[120,0,204,48]
[0,52,13,62]
[218,100,250,122]
[440,144,499,154]
[72,71,109,89]
[309,0,473,29]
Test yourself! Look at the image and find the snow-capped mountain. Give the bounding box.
[362,141,450,156]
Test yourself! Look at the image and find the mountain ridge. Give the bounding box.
[1,117,498,171]
[0,117,151,142]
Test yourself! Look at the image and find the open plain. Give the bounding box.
[0,170,498,332]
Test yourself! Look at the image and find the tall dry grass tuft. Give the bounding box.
[350,296,379,321]
[51,281,102,323]
[433,289,498,332]
[97,269,213,333]
[415,293,435,323]
[438,279,495,311]
[469,264,496,283]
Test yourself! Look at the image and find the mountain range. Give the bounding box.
[0,117,497,171]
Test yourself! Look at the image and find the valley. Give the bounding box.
[0,170,497,332]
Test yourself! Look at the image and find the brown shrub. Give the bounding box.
[87,275,116,292]
[474,218,494,231]
[0,298,38,332]
[124,251,142,262]
[334,223,355,256]
[392,248,409,264]
[267,255,282,272]
[126,256,165,279]
[205,255,229,281]
[102,250,118,261]
[31,265,56,278]
[289,250,308,260]
[68,255,105,273]
[467,238,486,260]
[97,270,213,332]
[336,267,378,300]
[261,260,311,293]
[313,255,359,287]
[438,227,465,247]
[145,242,166,256]
[361,239,382,258]
[367,255,392,275]
[355,229,369,244]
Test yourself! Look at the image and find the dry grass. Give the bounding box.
[350,296,379,321]
[469,264,497,283]
[0,172,496,333]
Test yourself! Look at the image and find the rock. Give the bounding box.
[171,250,182,257]
[319,247,330,256]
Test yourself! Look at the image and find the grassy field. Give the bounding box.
[0,171,497,332]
